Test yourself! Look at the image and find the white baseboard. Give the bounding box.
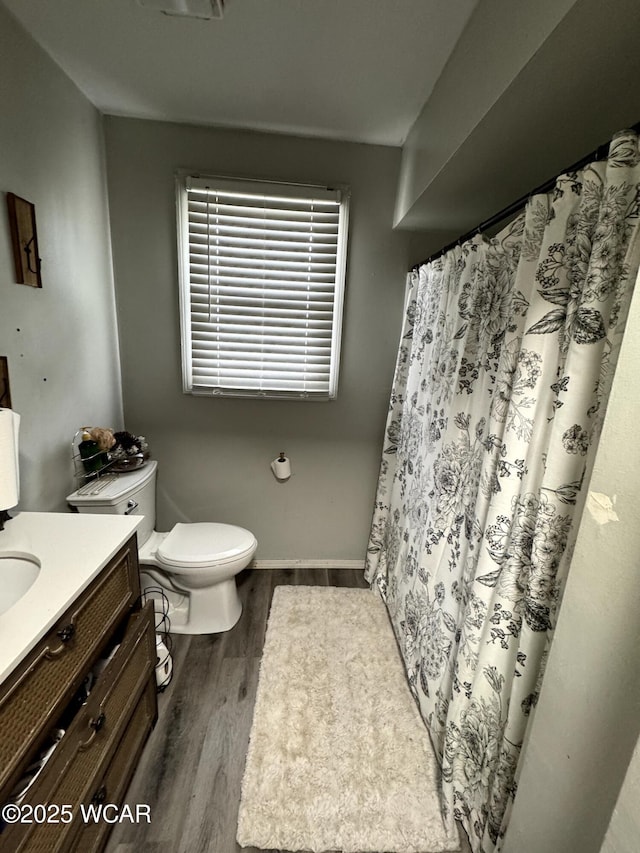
[250,559,366,570]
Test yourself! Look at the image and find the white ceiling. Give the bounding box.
[2,0,478,147]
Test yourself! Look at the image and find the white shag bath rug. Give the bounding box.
[237,586,461,853]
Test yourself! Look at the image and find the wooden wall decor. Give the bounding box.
[0,357,11,408]
[6,193,42,288]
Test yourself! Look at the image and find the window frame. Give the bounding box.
[176,171,350,400]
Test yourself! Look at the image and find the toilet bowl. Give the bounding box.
[66,460,257,634]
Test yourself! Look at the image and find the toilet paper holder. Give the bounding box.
[270,451,291,481]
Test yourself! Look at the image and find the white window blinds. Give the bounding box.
[177,174,350,399]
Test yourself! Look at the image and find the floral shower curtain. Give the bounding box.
[365,130,640,853]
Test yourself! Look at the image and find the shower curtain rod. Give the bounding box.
[411,119,640,272]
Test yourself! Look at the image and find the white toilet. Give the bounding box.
[66,460,257,634]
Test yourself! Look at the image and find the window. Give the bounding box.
[176,174,350,399]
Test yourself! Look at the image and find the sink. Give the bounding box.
[0,552,41,616]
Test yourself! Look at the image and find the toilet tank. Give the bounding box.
[66,459,158,546]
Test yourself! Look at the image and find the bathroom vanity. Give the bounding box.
[0,513,158,852]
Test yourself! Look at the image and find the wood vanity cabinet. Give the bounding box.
[0,533,158,852]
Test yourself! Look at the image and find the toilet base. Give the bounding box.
[140,568,243,634]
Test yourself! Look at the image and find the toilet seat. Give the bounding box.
[157,522,257,569]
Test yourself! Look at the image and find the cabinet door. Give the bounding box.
[72,679,157,853]
[1,603,156,853]
[0,537,140,798]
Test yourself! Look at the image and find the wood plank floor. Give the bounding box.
[106,568,471,853]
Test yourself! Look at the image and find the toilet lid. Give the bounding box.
[158,522,256,568]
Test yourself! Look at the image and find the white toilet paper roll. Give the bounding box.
[0,409,20,510]
[270,455,291,480]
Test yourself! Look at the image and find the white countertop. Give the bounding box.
[0,511,142,684]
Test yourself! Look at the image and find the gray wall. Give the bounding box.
[398,0,640,269]
[104,117,409,561]
[503,266,640,853]
[0,5,123,511]
[395,0,577,228]
[600,734,640,853]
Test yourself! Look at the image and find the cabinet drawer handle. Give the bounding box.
[90,712,106,733]
[79,712,107,751]
[91,785,107,805]
[45,623,76,658]
[57,624,76,643]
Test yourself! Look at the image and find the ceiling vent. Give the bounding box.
[137,0,224,20]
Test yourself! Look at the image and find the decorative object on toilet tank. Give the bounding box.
[110,430,150,471]
[78,431,106,474]
[89,427,116,452]
[71,426,150,483]
[0,408,20,530]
